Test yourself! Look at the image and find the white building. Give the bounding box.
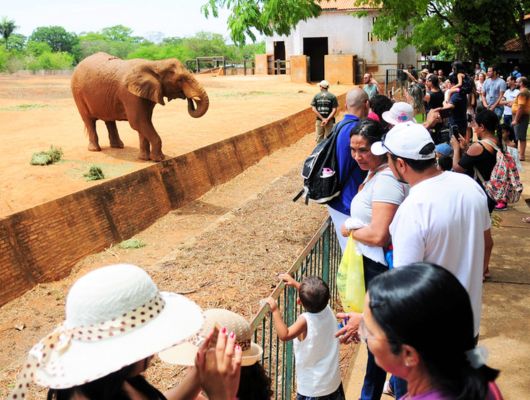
[265,0,418,83]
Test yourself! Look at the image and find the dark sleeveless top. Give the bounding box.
[458,141,497,183]
[426,90,444,112]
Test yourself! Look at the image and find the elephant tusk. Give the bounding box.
[192,97,201,101]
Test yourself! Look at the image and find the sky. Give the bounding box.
[1,0,234,42]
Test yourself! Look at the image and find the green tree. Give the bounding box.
[101,25,143,43]
[78,26,143,60]
[355,0,530,62]
[4,33,26,52]
[201,0,322,45]
[29,26,79,53]
[0,17,17,49]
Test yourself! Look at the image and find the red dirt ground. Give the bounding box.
[0,72,350,217]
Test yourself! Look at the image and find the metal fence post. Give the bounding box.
[284,285,296,398]
[322,226,330,284]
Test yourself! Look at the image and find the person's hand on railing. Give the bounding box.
[263,296,278,312]
[278,273,301,290]
[335,312,362,344]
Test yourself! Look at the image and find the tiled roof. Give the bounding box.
[503,34,530,52]
[319,0,378,11]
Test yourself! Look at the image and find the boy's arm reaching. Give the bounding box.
[263,297,307,341]
[278,273,301,290]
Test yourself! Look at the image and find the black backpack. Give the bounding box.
[293,118,356,204]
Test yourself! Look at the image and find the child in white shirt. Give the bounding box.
[264,275,344,400]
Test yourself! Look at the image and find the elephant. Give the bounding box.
[71,52,209,161]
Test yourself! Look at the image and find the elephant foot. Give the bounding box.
[88,143,101,151]
[138,152,150,161]
[110,140,124,149]
[150,152,165,162]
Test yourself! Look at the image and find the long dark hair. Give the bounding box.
[237,363,273,400]
[47,363,166,400]
[368,263,499,400]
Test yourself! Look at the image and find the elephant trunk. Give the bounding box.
[187,91,209,118]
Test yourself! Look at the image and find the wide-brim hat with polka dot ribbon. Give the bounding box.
[159,308,263,367]
[9,264,204,399]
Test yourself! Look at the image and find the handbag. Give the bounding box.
[337,236,365,313]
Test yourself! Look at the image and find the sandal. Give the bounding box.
[522,216,530,223]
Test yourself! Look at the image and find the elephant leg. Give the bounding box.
[138,134,151,161]
[129,105,165,162]
[83,117,101,151]
[105,121,124,148]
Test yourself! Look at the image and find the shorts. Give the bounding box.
[515,114,529,141]
[297,383,345,400]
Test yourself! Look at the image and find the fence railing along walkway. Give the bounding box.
[250,217,342,399]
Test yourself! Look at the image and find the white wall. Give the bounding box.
[266,11,417,82]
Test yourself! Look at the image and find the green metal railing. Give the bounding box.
[250,217,342,399]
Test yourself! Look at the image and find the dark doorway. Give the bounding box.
[303,37,328,81]
[273,41,286,75]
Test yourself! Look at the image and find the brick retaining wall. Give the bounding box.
[0,95,346,306]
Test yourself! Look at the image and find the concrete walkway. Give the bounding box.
[344,159,530,400]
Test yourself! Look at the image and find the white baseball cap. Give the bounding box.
[371,121,436,160]
[382,102,414,125]
[319,80,330,88]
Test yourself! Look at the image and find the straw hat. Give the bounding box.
[159,308,263,367]
[9,264,204,399]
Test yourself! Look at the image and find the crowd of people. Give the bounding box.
[10,62,519,400]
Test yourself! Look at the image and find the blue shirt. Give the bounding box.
[483,77,506,107]
[327,115,365,215]
[448,91,467,126]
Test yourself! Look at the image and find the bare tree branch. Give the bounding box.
[428,1,455,28]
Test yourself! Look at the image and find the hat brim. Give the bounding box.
[35,292,204,389]
[159,340,263,367]
[382,111,399,126]
[371,141,389,156]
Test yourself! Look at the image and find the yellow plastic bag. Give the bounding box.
[337,236,365,312]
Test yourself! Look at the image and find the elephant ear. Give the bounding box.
[125,64,165,105]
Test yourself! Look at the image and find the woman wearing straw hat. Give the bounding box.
[160,308,271,400]
[9,264,242,400]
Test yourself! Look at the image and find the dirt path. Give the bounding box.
[0,73,351,217]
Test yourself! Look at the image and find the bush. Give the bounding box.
[119,238,146,249]
[27,51,74,71]
[0,47,8,72]
[30,145,63,165]
[83,166,105,181]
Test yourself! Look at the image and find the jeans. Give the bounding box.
[389,375,408,399]
[503,114,512,127]
[360,349,387,400]
[493,106,503,120]
[360,256,389,400]
[297,383,345,400]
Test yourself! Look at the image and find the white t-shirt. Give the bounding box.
[389,172,491,335]
[345,168,409,265]
[504,88,519,116]
[294,306,342,397]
